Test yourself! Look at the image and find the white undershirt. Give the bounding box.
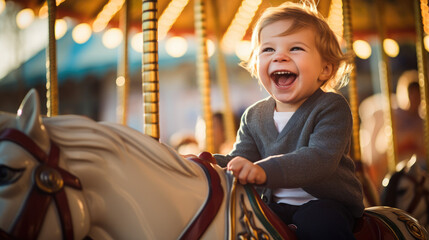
[272,110,318,205]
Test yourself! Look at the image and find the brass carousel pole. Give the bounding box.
[209,0,236,146]
[415,0,429,165]
[342,0,361,163]
[375,0,397,172]
[195,0,214,153]
[342,0,380,206]
[46,0,58,116]
[142,0,160,139]
[117,0,130,125]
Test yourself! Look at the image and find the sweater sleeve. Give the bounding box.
[256,94,354,189]
[214,106,262,167]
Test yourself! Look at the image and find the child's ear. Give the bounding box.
[319,63,333,81]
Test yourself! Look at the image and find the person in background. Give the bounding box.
[195,111,237,154]
[394,70,426,168]
[170,132,200,155]
[359,70,426,192]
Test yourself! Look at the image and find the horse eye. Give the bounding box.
[0,165,24,186]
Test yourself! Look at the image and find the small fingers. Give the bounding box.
[252,166,267,185]
[244,165,267,185]
[237,165,252,185]
[246,169,258,184]
[227,157,263,185]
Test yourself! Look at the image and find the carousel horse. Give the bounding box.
[0,89,428,240]
[382,156,429,231]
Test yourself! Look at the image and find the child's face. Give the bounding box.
[258,19,332,112]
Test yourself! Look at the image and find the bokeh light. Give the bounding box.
[72,23,92,44]
[55,19,67,40]
[116,76,125,86]
[131,32,143,52]
[16,8,35,29]
[165,36,188,58]
[102,28,123,49]
[383,38,399,58]
[353,40,372,59]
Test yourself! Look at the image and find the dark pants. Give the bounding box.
[269,199,356,240]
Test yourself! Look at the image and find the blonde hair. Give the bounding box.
[241,1,352,91]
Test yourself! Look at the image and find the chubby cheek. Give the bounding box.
[258,76,273,94]
[257,60,270,82]
[257,69,270,86]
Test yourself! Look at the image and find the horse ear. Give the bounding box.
[16,89,50,153]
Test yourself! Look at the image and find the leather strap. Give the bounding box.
[0,128,48,162]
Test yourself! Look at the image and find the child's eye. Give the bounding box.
[290,46,304,51]
[261,47,274,53]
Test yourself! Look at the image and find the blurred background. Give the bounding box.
[0,0,427,191]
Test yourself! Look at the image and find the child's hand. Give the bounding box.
[227,156,266,185]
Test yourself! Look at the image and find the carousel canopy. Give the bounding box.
[0,0,418,83]
[5,0,417,35]
[0,0,418,86]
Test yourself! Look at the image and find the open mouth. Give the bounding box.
[270,71,297,87]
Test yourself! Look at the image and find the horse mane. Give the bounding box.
[42,115,200,177]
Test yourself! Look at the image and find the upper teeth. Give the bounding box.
[274,71,291,75]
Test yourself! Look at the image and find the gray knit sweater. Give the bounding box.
[214,88,364,217]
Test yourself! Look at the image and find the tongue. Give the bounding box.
[277,75,295,87]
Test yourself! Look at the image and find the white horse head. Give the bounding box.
[0,89,90,239]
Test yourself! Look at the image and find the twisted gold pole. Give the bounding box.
[342,0,361,162]
[209,0,236,145]
[343,0,380,206]
[117,0,130,125]
[46,0,58,116]
[194,0,214,153]
[415,0,429,166]
[375,0,397,172]
[142,0,160,139]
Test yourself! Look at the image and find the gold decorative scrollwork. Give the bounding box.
[237,194,270,240]
[393,211,425,240]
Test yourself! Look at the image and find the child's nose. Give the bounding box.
[273,52,290,62]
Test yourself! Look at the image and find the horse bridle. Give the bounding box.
[0,128,83,240]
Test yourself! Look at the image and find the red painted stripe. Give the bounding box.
[180,157,224,240]
[0,128,48,163]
